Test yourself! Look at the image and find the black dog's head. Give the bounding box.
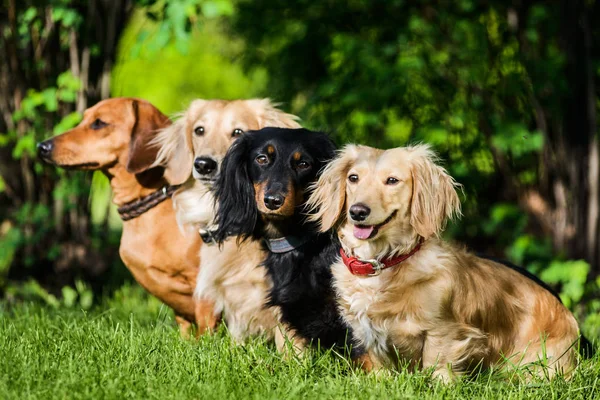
[214,127,337,240]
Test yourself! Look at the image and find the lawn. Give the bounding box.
[1,284,598,400]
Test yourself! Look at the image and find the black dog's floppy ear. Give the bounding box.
[126,100,171,174]
[213,134,257,242]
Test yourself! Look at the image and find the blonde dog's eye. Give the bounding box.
[386,177,399,185]
[256,155,269,165]
[90,118,108,130]
[232,128,243,137]
[348,174,359,183]
[194,126,205,136]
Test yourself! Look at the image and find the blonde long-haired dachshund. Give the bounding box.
[307,144,589,381]
[152,99,300,341]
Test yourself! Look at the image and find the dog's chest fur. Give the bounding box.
[332,260,438,366]
[263,234,361,354]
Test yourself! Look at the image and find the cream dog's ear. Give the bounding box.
[408,145,462,238]
[151,100,207,185]
[248,98,302,128]
[151,116,192,185]
[306,145,360,232]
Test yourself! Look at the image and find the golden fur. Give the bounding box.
[307,144,582,381]
[152,98,300,341]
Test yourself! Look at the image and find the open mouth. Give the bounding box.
[352,210,397,240]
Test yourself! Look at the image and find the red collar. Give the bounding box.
[340,239,423,276]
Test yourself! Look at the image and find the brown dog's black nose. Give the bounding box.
[264,193,285,210]
[194,157,217,175]
[349,203,371,222]
[37,140,54,159]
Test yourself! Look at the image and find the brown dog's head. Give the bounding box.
[38,98,170,175]
[307,144,461,251]
[152,99,301,185]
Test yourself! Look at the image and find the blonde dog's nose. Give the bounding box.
[349,203,370,222]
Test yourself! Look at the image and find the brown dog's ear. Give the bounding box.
[306,145,360,232]
[150,113,194,185]
[248,98,302,128]
[126,100,171,174]
[409,145,462,239]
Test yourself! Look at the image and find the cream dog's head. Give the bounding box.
[152,99,300,185]
[307,144,462,254]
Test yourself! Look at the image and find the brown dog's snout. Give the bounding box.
[194,156,218,175]
[37,140,54,160]
[264,193,285,210]
[349,203,371,222]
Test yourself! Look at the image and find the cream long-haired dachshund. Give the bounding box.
[307,144,587,380]
[152,99,300,341]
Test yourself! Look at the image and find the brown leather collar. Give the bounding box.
[340,238,423,276]
[117,185,180,221]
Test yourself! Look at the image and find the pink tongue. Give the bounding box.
[353,225,374,240]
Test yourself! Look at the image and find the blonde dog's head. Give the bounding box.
[152,99,300,185]
[307,144,461,253]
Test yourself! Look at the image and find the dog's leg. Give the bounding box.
[275,324,308,359]
[175,315,193,338]
[194,297,219,337]
[423,324,490,382]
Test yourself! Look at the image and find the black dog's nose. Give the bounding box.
[194,157,217,175]
[37,140,54,159]
[264,193,285,210]
[349,203,371,222]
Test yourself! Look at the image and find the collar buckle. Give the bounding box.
[364,259,384,276]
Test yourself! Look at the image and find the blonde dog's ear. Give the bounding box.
[249,98,301,129]
[306,145,359,232]
[409,145,462,238]
[151,115,193,185]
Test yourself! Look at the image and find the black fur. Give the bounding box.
[214,127,363,356]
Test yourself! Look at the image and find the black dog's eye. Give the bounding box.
[232,128,243,137]
[90,118,108,130]
[256,154,269,165]
[194,126,205,136]
[386,177,400,185]
[297,161,310,170]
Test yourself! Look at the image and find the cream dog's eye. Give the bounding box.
[232,128,243,137]
[194,126,205,136]
[348,174,359,183]
[386,177,400,185]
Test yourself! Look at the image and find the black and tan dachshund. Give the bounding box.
[213,127,366,361]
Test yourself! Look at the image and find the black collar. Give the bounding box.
[263,235,310,253]
[117,185,180,221]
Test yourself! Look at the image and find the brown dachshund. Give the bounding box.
[38,97,215,336]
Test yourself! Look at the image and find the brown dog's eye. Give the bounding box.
[194,126,205,136]
[232,128,243,137]
[386,177,399,185]
[256,155,269,165]
[297,161,310,169]
[90,118,108,130]
[348,174,359,183]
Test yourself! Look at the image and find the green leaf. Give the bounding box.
[53,112,82,135]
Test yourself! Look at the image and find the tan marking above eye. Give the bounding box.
[293,151,302,161]
[267,145,275,155]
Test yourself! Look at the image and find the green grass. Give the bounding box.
[1,284,599,400]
